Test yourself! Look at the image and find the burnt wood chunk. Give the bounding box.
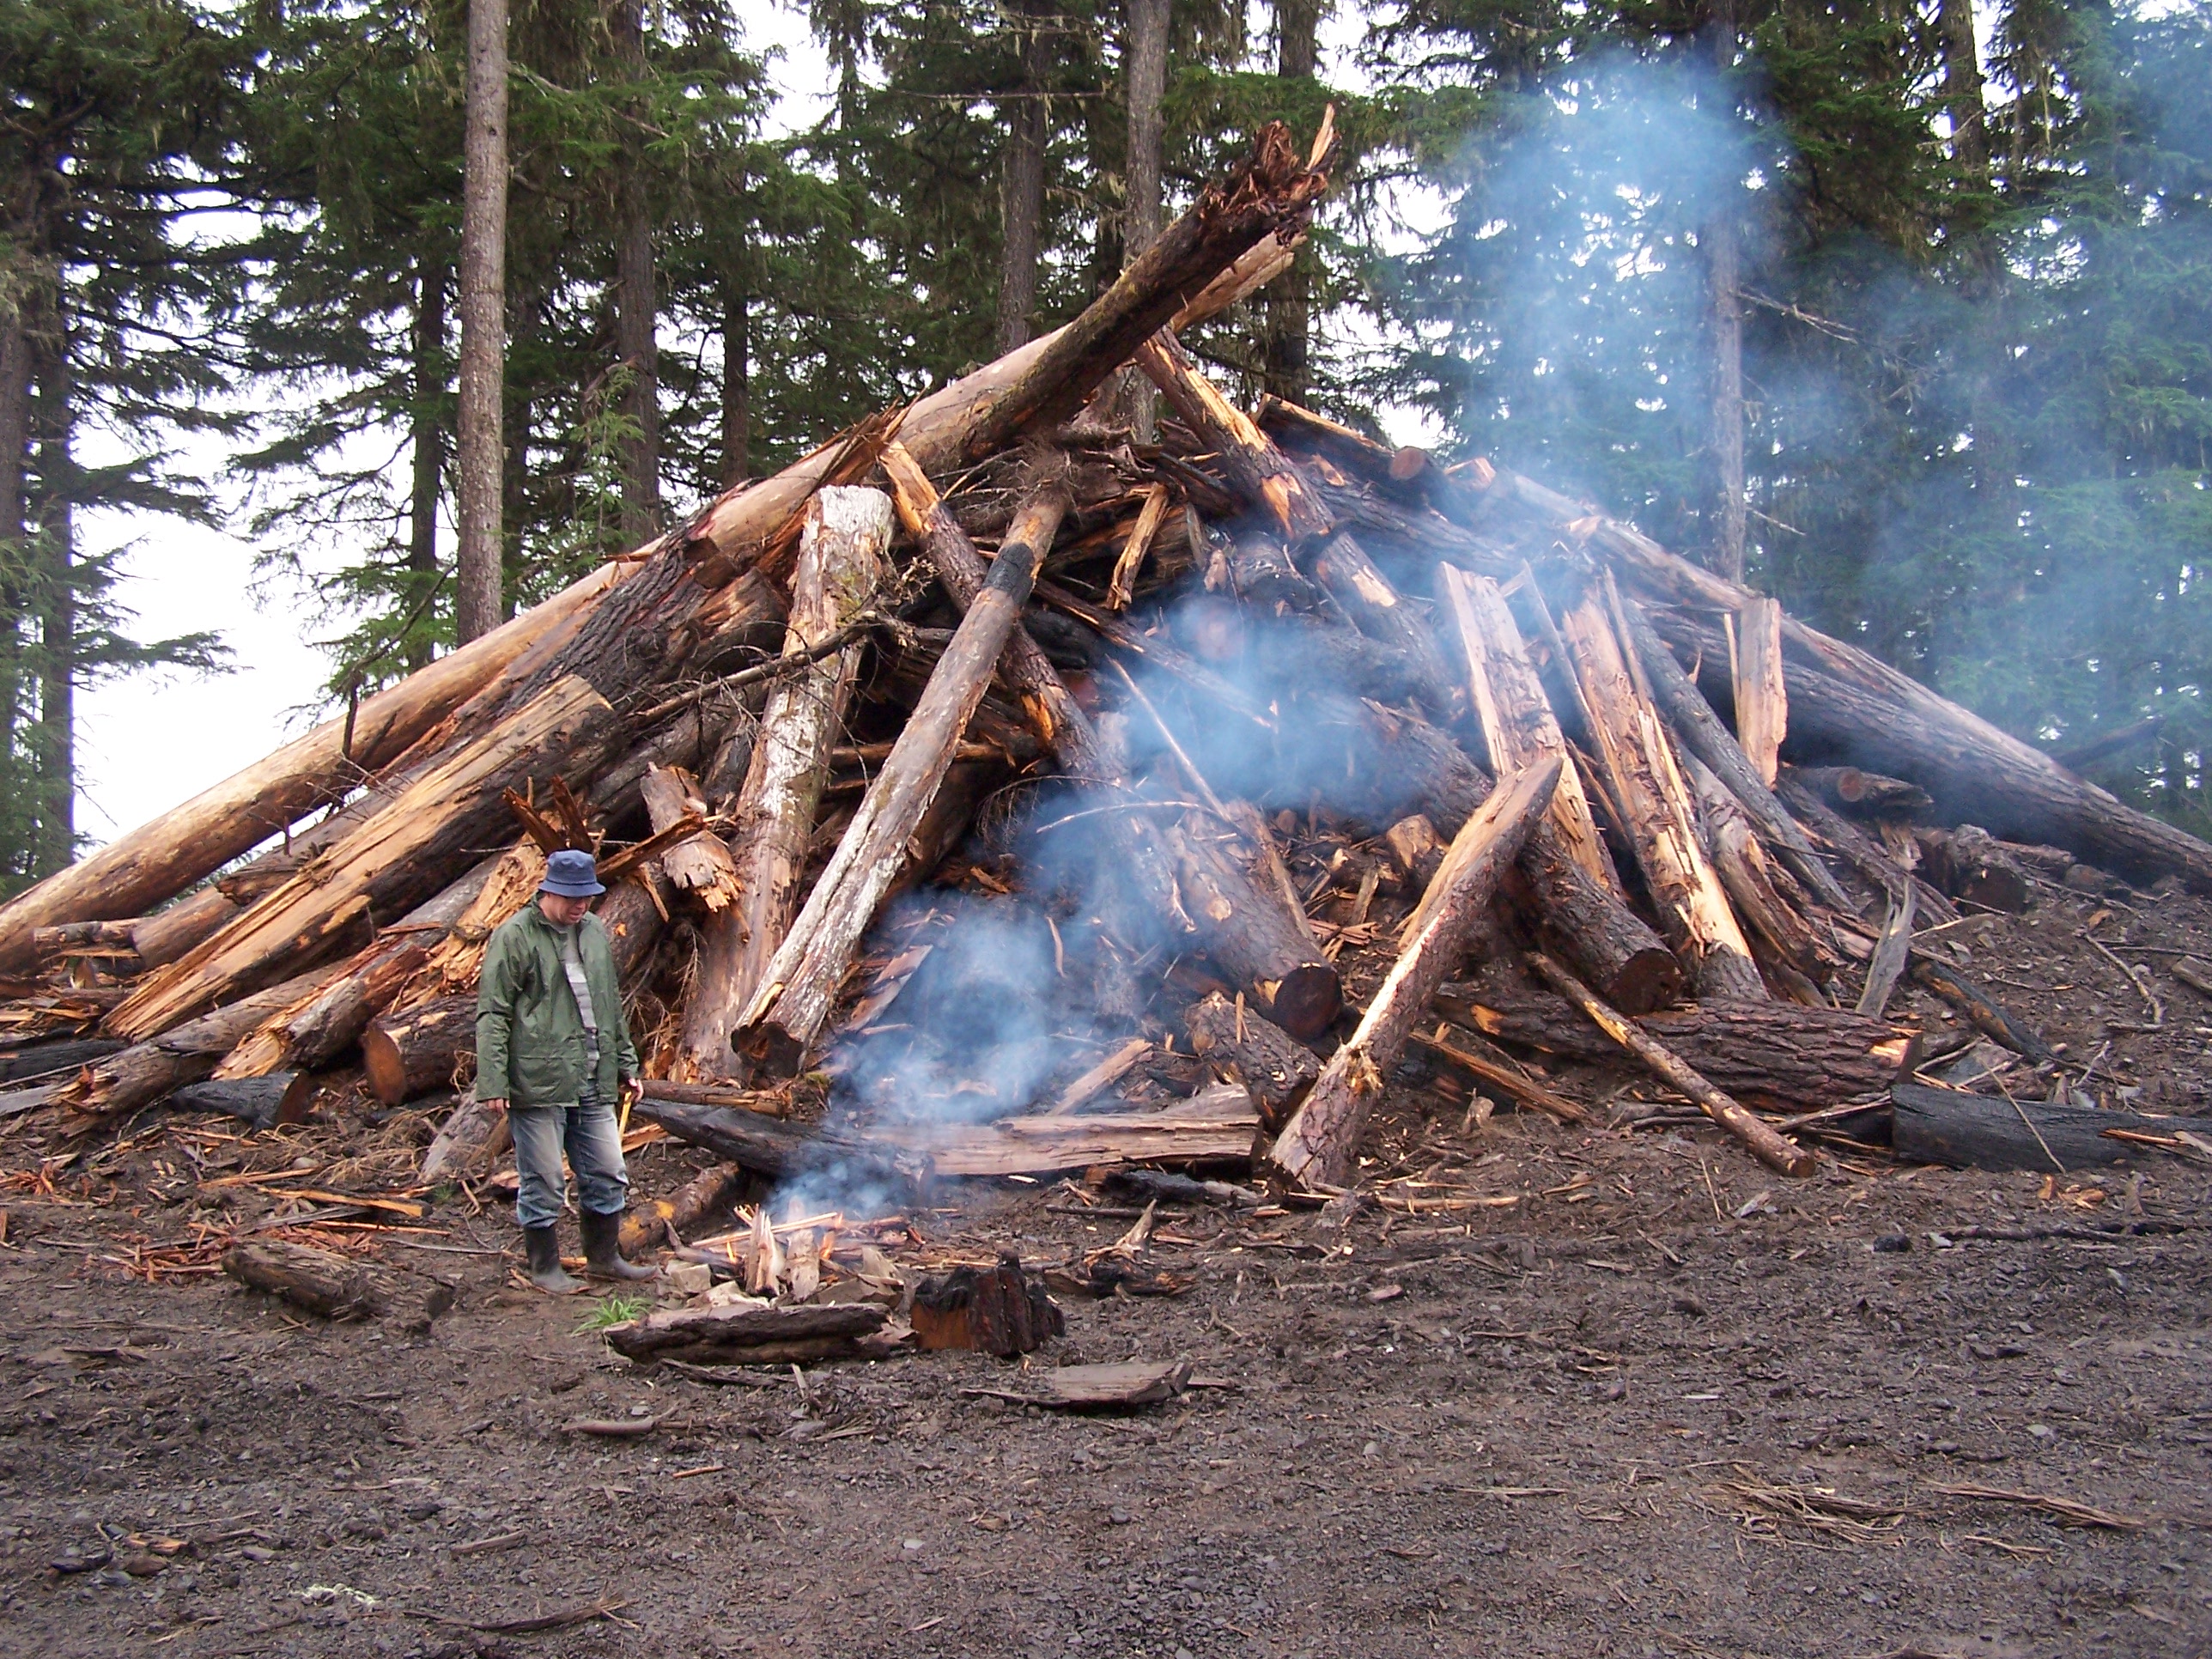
[911,1253,1065,1356]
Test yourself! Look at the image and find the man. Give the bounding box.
[476,848,658,1293]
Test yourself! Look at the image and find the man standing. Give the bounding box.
[477,849,659,1293]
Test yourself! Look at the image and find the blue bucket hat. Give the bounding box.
[540,848,605,898]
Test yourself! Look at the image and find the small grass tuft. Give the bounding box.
[574,1291,650,1334]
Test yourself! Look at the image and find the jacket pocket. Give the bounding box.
[510,1050,574,1108]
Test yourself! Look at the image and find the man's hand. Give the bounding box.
[618,1077,642,1112]
[479,1097,508,1115]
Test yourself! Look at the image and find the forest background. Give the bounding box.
[2,0,2207,896]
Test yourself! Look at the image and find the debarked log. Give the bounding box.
[736,481,1073,1077]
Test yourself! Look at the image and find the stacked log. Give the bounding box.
[6,110,2209,1206]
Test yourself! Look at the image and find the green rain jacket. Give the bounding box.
[475,900,639,1108]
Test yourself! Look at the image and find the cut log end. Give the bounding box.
[1267,964,1343,1042]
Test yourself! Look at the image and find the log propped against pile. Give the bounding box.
[8,111,2210,1206]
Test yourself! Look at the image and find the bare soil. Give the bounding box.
[4,878,2211,1658]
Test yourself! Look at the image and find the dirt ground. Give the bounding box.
[3,1118,2208,1659]
[7,876,2212,1658]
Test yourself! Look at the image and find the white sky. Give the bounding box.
[75,3,1406,850]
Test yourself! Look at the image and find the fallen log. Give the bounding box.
[679,488,892,1082]
[1527,951,1815,1176]
[222,1238,405,1322]
[737,479,1073,1076]
[1891,1082,2172,1173]
[0,1037,125,1085]
[1268,757,1560,1190]
[362,994,477,1107]
[1914,824,2034,914]
[604,1299,887,1365]
[1911,955,2057,1063]
[1793,765,1932,819]
[629,1093,878,1182]
[881,1084,1261,1177]
[620,1160,747,1255]
[419,1088,509,1183]
[964,1358,1191,1410]
[172,1073,315,1130]
[1681,751,1838,995]
[1182,992,1321,1126]
[1435,979,1909,1108]
[58,963,347,1128]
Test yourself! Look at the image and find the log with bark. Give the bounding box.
[172,1073,316,1130]
[1526,951,1814,1176]
[1163,810,1340,1041]
[362,994,477,1107]
[620,1160,747,1255]
[1433,978,1909,1108]
[604,1299,889,1366]
[420,1088,511,1183]
[1913,824,2034,914]
[1891,1082,2173,1173]
[58,963,347,1129]
[1267,757,1560,1189]
[222,1238,410,1322]
[1183,991,1322,1127]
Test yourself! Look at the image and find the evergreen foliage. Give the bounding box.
[0,0,2206,883]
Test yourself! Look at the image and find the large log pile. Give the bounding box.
[5,114,2205,1200]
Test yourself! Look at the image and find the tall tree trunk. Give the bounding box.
[1260,0,1321,405]
[1121,0,1170,439]
[721,267,749,488]
[995,0,1049,355]
[0,289,28,799]
[1705,0,1747,586]
[33,325,73,877]
[1936,0,1990,183]
[455,0,509,644]
[408,259,447,672]
[611,0,659,538]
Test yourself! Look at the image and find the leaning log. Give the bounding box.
[736,480,1073,1076]
[1733,596,1786,787]
[419,1088,509,1182]
[1268,757,1559,1190]
[1438,565,1614,889]
[106,674,625,1041]
[0,565,623,974]
[1134,330,1334,544]
[1304,532,1457,712]
[678,488,891,1082]
[1616,590,1850,910]
[1164,811,1340,1041]
[629,1093,878,1182]
[212,850,507,1079]
[620,1160,748,1255]
[222,1239,403,1322]
[1556,587,1762,1000]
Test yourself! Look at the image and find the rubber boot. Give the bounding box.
[580,1208,658,1283]
[523,1223,581,1295]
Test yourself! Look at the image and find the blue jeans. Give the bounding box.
[508,1091,629,1231]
